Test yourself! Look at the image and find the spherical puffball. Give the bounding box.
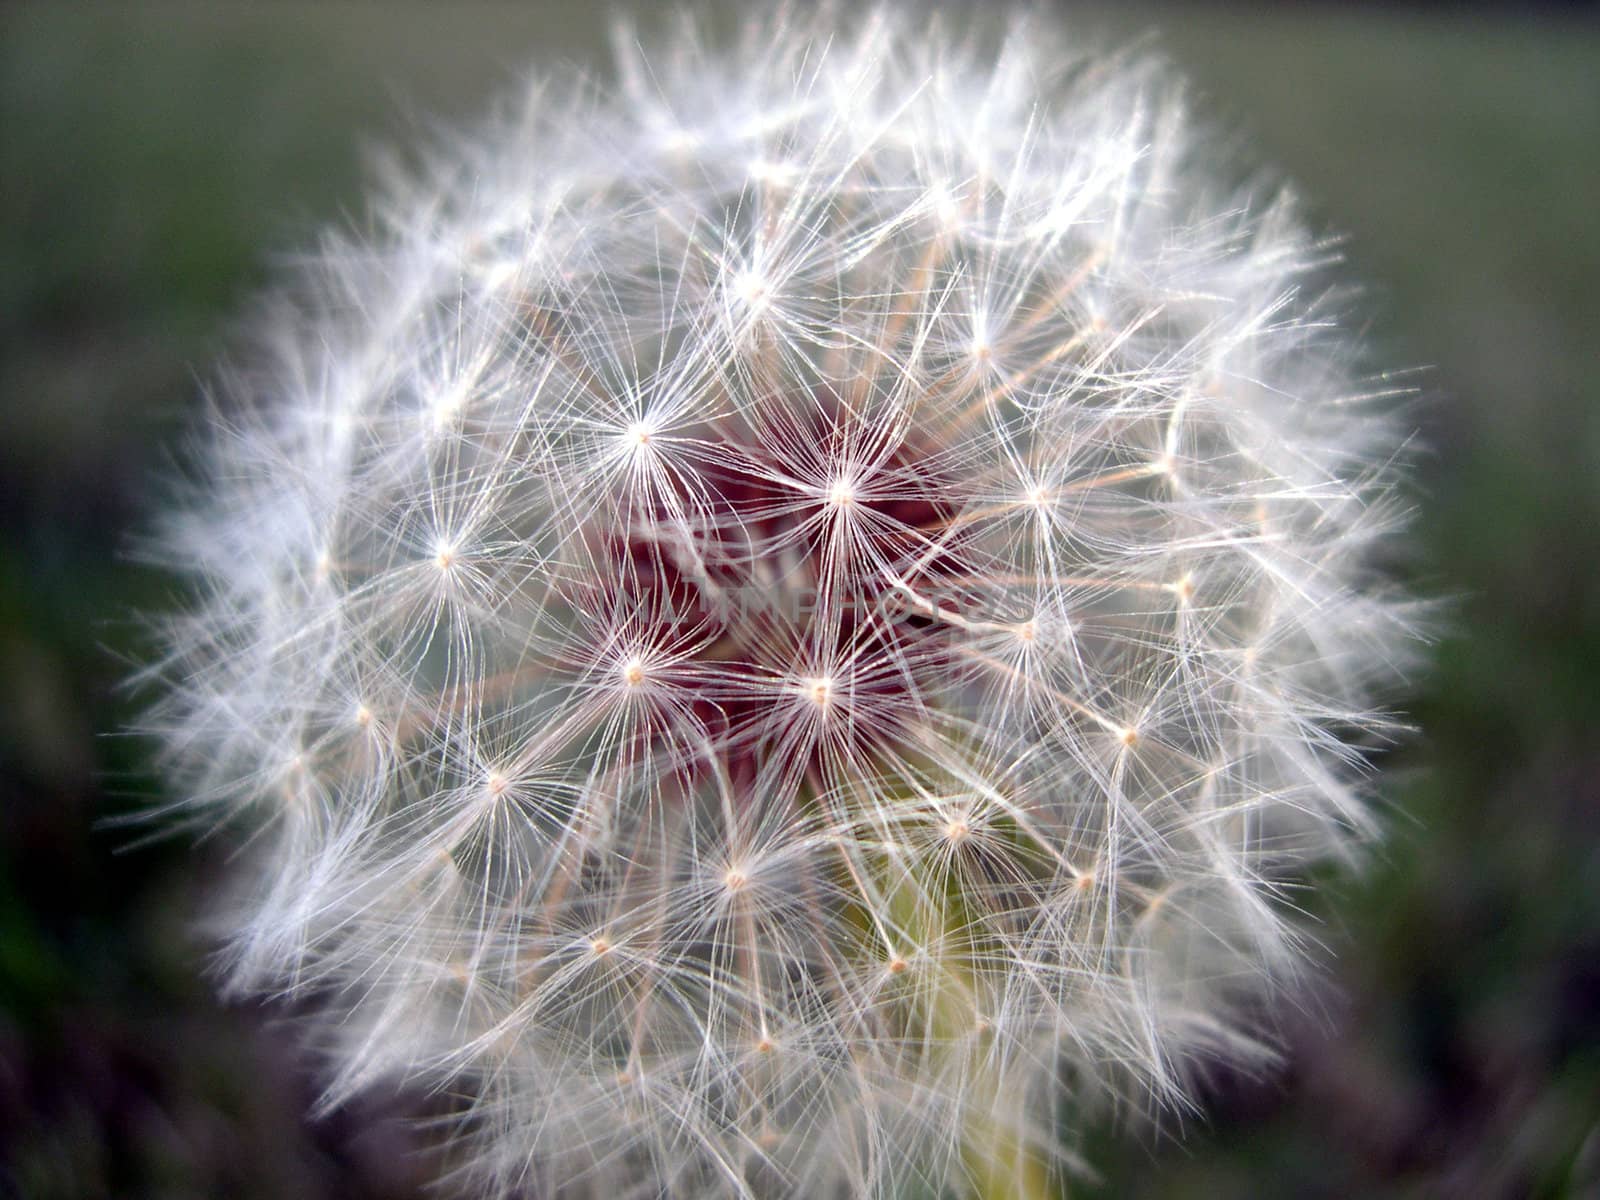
[143,8,1419,1197]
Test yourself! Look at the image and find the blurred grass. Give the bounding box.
[1,4,1596,1197]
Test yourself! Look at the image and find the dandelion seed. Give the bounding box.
[731,267,769,312]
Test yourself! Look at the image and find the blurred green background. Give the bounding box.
[2,3,1597,1197]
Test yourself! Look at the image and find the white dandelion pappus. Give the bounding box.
[142,7,1419,1197]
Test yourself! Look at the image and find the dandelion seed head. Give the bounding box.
[141,7,1420,1198]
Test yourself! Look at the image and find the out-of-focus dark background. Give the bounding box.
[2,3,1597,1197]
